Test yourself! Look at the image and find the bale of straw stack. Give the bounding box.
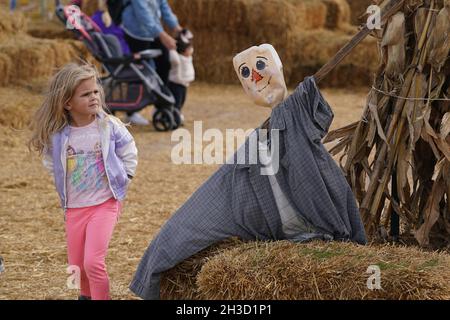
[81,0,100,16]
[196,240,450,300]
[346,0,375,25]
[0,35,90,87]
[77,0,377,87]
[166,0,377,86]
[288,29,380,87]
[324,0,450,248]
[322,0,352,29]
[27,20,75,40]
[169,0,330,32]
[0,9,28,41]
[160,238,243,300]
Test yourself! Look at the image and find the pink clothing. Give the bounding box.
[66,119,113,208]
[65,198,121,300]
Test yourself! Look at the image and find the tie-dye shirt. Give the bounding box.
[66,119,113,208]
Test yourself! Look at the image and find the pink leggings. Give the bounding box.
[65,198,121,300]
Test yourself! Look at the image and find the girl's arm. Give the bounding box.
[159,0,180,31]
[169,50,180,66]
[114,123,138,179]
[117,140,138,179]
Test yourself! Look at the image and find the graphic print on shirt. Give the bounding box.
[66,142,108,193]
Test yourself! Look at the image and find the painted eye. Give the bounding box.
[241,66,250,78]
[256,60,266,71]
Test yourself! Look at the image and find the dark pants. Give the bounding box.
[168,82,187,111]
[124,33,170,83]
[124,34,172,115]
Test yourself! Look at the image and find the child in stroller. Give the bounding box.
[55,2,181,131]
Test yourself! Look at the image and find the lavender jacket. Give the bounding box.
[43,114,138,210]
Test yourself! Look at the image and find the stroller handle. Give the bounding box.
[138,49,163,59]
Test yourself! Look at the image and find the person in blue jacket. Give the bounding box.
[10,0,17,11]
[121,0,183,125]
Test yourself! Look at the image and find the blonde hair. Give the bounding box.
[29,63,112,155]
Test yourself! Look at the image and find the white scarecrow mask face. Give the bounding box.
[233,44,288,108]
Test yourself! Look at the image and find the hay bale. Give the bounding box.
[288,29,380,87]
[170,0,328,33]
[160,238,243,299]
[322,0,352,29]
[167,0,378,87]
[0,52,12,87]
[64,0,378,87]
[189,28,378,88]
[81,0,99,16]
[27,20,74,40]
[346,0,374,25]
[0,9,27,41]
[0,35,94,88]
[196,241,450,300]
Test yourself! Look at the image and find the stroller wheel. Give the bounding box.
[171,108,182,130]
[153,108,176,131]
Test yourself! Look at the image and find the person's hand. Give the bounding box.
[173,25,183,34]
[159,31,177,50]
[101,11,112,27]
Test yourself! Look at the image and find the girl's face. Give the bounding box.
[66,78,100,125]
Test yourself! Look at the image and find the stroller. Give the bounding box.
[55,2,181,131]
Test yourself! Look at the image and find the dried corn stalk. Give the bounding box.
[324,0,450,247]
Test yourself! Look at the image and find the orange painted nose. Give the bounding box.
[252,69,263,83]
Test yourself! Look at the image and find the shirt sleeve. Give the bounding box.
[114,122,134,149]
[159,0,179,29]
[277,76,334,142]
[117,140,138,178]
[113,122,138,177]
[169,50,180,66]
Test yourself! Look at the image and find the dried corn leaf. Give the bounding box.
[440,112,450,140]
[405,73,428,152]
[323,121,357,143]
[432,157,446,181]
[328,136,351,156]
[381,12,406,78]
[427,4,450,72]
[365,91,388,147]
[318,0,449,247]
[434,137,450,161]
[414,179,445,246]
[397,136,412,203]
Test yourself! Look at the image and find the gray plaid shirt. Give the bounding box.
[130,76,367,299]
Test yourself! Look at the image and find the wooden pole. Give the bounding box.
[314,0,405,83]
[261,0,405,130]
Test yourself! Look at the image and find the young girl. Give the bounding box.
[29,63,138,300]
[168,29,195,124]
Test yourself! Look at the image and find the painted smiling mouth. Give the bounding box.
[257,76,272,93]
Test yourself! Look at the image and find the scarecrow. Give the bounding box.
[129,43,368,300]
